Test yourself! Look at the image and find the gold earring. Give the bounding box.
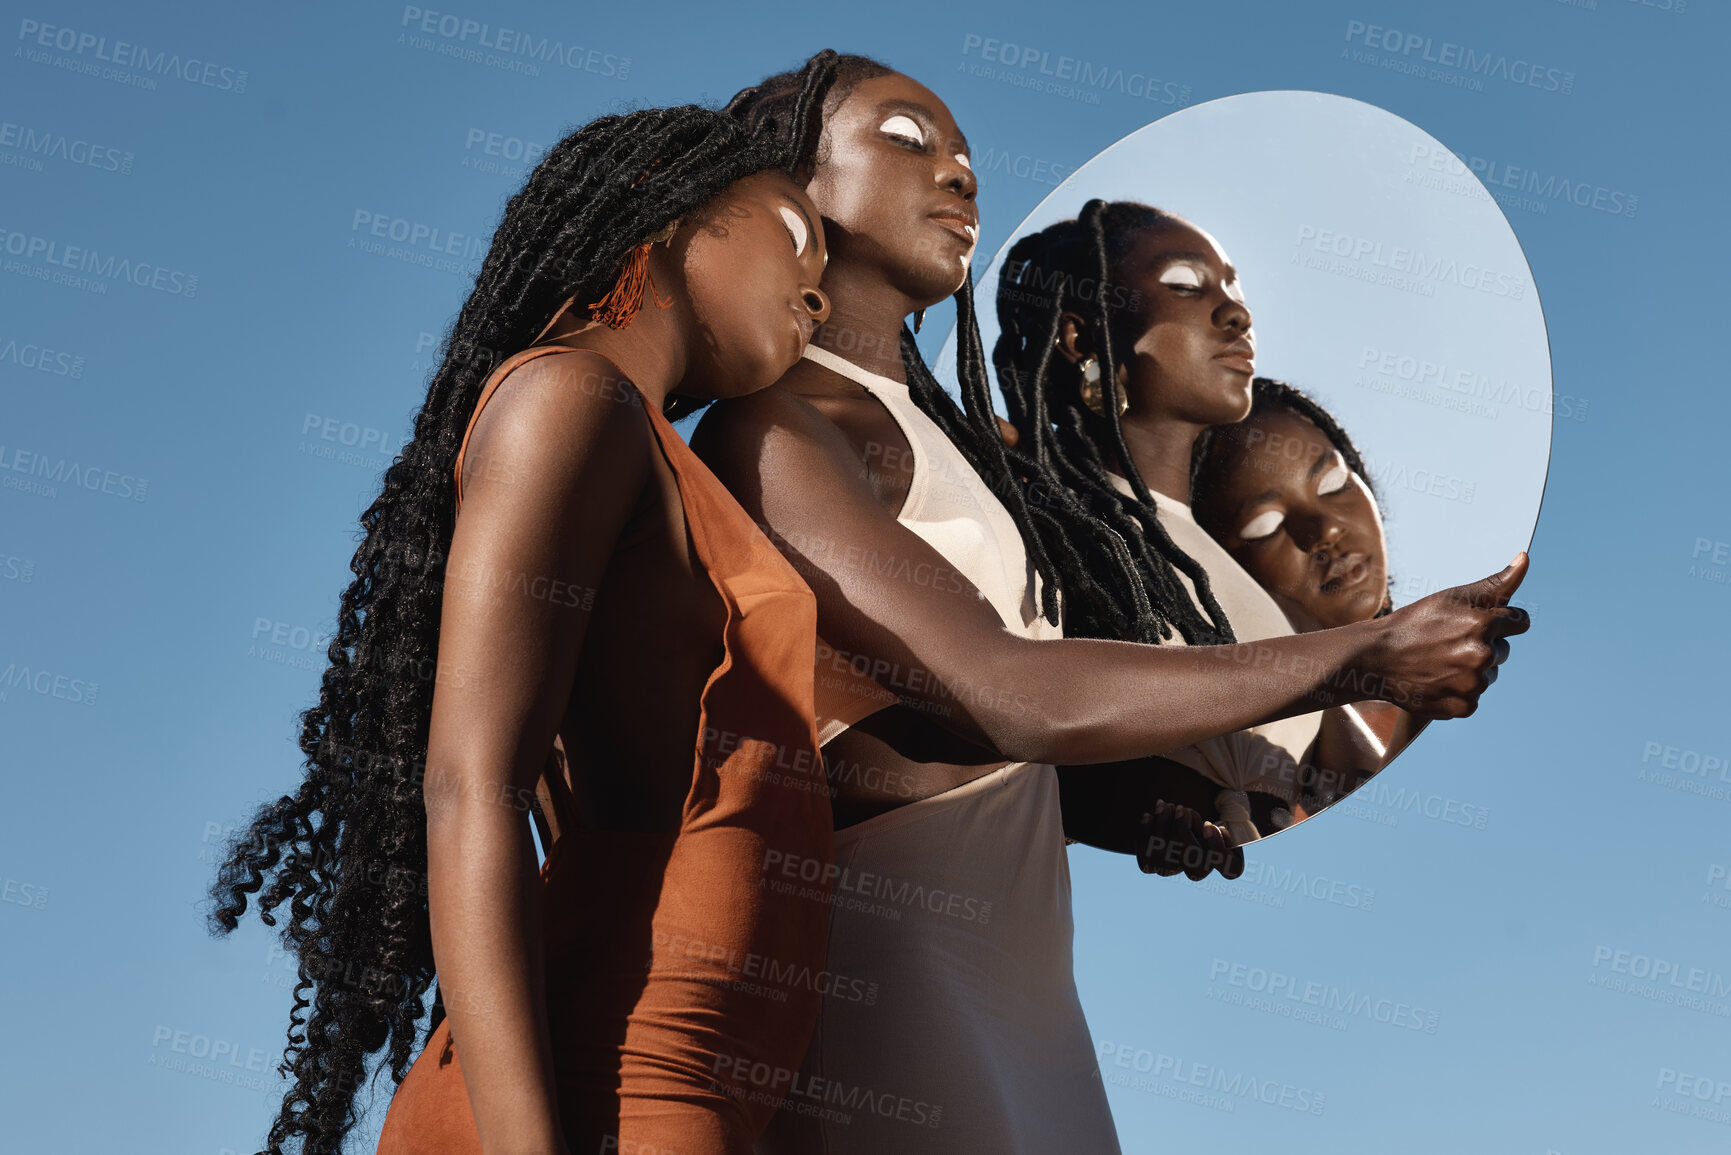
[913,308,926,334]
[1077,356,1128,417]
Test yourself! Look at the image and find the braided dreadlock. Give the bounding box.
[726,51,1178,635]
[993,199,1238,646]
[1193,376,1396,617]
[205,105,815,1155]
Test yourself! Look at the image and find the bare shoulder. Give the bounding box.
[460,348,654,511]
[691,382,870,489]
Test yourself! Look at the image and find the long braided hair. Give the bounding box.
[727,51,1178,639]
[1193,375,1396,617]
[993,199,1238,645]
[205,106,815,1155]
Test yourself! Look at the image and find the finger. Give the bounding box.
[1458,551,1529,609]
[1488,605,1531,638]
[1180,807,1213,882]
[1222,845,1245,880]
[1483,664,1498,687]
[1491,637,1511,665]
[995,415,1021,448]
[1200,822,1235,880]
[1138,808,1182,877]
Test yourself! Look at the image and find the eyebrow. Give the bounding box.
[1237,488,1281,518]
[876,99,970,156]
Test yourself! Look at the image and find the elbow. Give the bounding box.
[948,637,1077,765]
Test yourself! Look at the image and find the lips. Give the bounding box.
[1318,551,1371,592]
[929,202,979,245]
[1213,339,1255,375]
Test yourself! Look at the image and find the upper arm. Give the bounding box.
[425,352,653,817]
[691,388,1036,749]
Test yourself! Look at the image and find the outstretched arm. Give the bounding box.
[694,386,1530,768]
[423,351,651,1155]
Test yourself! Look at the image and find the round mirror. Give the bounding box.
[937,89,1551,837]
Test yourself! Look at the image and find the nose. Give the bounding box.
[1292,513,1345,556]
[936,151,977,200]
[801,285,831,326]
[1216,294,1252,335]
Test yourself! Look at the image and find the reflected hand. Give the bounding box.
[1368,551,1530,719]
[1136,801,1243,881]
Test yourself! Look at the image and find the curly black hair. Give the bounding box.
[205,104,817,1155]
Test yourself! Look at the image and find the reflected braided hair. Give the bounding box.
[993,199,1237,645]
[1193,376,1396,616]
[726,51,1176,633]
[205,105,813,1155]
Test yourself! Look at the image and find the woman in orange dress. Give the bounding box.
[206,99,840,1155]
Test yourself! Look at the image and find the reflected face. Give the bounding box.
[805,72,979,308]
[674,169,831,397]
[1112,220,1255,427]
[1195,408,1389,630]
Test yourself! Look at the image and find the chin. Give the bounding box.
[895,254,969,305]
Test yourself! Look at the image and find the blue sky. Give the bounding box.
[2,1,1727,1152]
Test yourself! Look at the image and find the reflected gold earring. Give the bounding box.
[1077,355,1129,418]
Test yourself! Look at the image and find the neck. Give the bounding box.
[1115,408,1205,508]
[543,306,685,411]
[806,263,919,384]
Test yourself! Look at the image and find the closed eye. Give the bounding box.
[1316,462,1349,496]
[1239,509,1284,541]
[1158,265,1203,292]
[777,205,808,257]
[880,114,926,147]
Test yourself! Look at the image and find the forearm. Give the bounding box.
[952,618,1389,766]
[426,798,565,1155]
